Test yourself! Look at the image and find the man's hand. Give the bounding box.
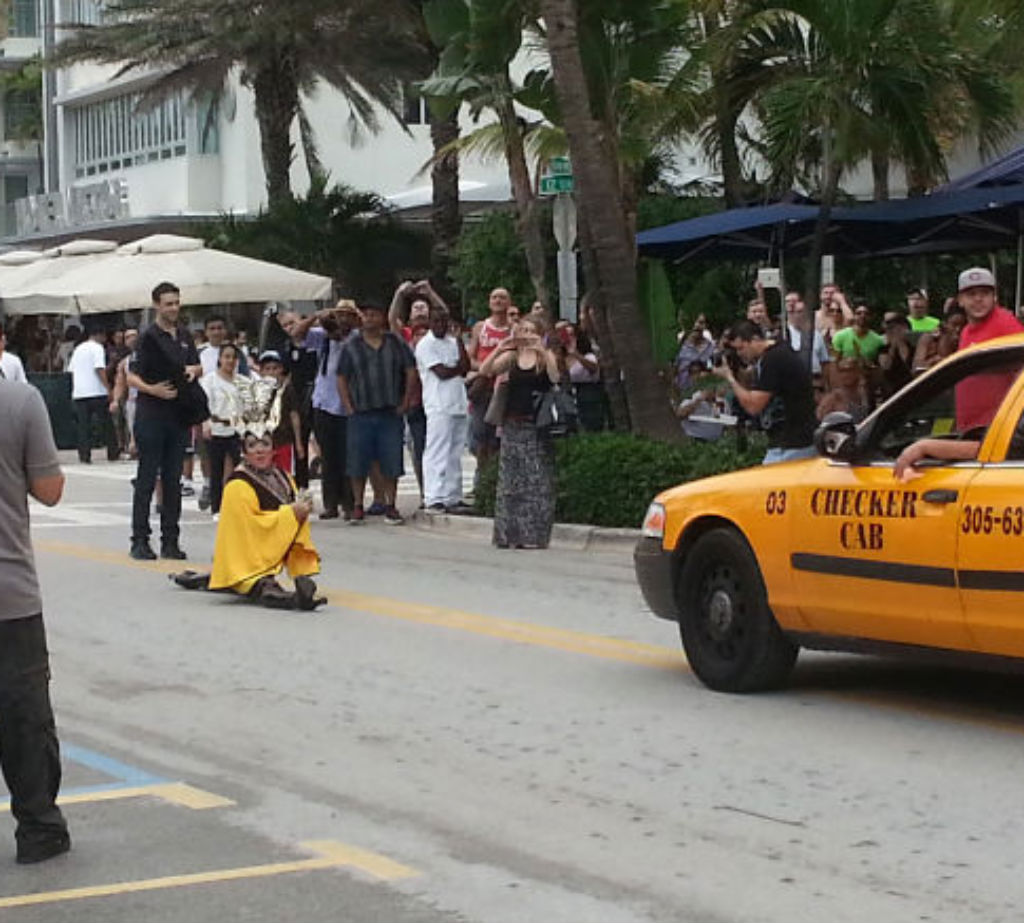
[109,400,119,415]
[150,380,177,400]
[894,442,927,482]
[184,364,202,382]
[291,497,313,522]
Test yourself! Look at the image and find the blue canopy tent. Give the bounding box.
[939,144,1024,192]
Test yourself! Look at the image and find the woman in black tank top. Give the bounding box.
[478,317,560,548]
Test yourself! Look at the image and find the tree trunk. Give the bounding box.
[496,94,550,309]
[298,105,327,190]
[429,108,462,314]
[716,93,745,207]
[871,148,890,201]
[251,59,299,209]
[540,0,680,441]
[578,203,629,430]
[802,156,843,370]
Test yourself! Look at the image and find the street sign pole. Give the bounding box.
[552,192,578,322]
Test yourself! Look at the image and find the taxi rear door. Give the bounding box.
[788,460,974,649]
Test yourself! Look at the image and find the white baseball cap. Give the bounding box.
[958,267,996,291]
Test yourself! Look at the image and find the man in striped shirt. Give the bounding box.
[337,304,417,525]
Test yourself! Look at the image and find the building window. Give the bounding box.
[62,0,105,25]
[4,89,39,140]
[71,90,190,179]
[401,85,429,126]
[9,0,39,36]
[3,175,30,205]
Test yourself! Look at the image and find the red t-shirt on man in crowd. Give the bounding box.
[956,304,1024,431]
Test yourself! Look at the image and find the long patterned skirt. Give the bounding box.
[493,420,556,548]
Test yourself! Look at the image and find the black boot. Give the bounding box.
[294,576,327,611]
[170,571,210,591]
[250,577,297,611]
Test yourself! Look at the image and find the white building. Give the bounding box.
[7,0,517,246]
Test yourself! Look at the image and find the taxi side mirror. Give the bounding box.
[814,412,858,461]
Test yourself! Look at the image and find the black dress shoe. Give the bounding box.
[130,541,157,561]
[170,570,210,591]
[17,830,71,864]
[318,509,340,521]
[294,576,326,611]
[160,544,187,561]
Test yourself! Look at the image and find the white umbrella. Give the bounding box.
[0,239,120,315]
[20,234,333,314]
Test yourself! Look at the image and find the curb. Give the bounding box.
[410,509,640,552]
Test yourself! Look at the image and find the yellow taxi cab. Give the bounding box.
[634,333,1024,692]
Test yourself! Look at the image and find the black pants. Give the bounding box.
[0,615,67,848]
[132,415,187,546]
[406,405,427,495]
[293,412,313,489]
[208,435,241,514]
[313,409,354,515]
[74,396,118,463]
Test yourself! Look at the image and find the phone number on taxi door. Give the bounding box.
[961,505,1024,536]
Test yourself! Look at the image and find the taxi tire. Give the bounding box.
[678,527,798,693]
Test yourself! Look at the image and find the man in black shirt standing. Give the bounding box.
[127,282,203,559]
[718,320,817,464]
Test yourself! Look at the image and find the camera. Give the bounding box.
[712,346,740,372]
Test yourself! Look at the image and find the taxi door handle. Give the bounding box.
[922,489,959,504]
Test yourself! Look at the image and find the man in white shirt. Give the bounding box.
[784,291,832,391]
[416,306,471,512]
[0,324,27,383]
[68,325,116,463]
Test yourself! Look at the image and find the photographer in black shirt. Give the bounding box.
[716,320,817,464]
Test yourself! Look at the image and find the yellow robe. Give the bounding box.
[209,476,320,596]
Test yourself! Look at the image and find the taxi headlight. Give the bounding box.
[641,502,666,539]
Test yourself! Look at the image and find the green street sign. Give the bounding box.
[548,156,572,177]
[539,174,574,195]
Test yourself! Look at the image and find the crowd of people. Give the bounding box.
[49,279,611,569]
[673,266,1023,466]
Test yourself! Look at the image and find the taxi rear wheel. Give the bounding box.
[678,527,798,693]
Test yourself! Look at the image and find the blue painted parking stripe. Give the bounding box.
[62,744,168,787]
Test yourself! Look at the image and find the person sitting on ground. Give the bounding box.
[170,390,325,611]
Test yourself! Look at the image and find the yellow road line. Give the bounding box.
[0,840,417,909]
[36,539,684,671]
[3,782,234,812]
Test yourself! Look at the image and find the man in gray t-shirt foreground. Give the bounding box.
[0,378,71,863]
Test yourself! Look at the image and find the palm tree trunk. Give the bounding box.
[496,94,550,309]
[298,104,327,190]
[578,204,629,430]
[802,157,843,369]
[430,108,462,313]
[251,59,300,209]
[871,148,890,201]
[716,92,745,207]
[540,0,680,441]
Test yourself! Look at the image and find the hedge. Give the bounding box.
[473,431,767,529]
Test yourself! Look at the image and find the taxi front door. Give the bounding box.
[788,460,974,649]
[957,393,1024,657]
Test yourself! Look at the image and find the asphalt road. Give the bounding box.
[3,456,1024,922]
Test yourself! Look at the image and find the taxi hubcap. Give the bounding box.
[707,589,735,640]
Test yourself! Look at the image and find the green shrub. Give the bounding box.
[473,431,766,528]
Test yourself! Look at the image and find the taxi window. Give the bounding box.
[864,348,1024,461]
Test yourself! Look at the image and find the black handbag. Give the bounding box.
[533,384,578,437]
[177,377,210,427]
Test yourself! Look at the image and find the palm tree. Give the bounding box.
[420,0,551,308]
[52,0,429,208]
[539,0,682,441]
[753,0,1018,366]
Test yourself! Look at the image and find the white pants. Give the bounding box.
[423,412,468,507]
